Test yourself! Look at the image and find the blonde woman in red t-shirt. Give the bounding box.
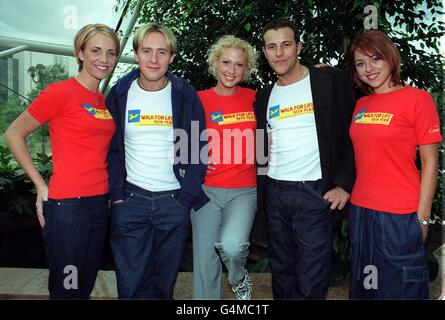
[192,35,258,299]
[5,24,119,299]
[347,30,442,299]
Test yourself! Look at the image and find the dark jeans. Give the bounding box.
[42,194,109,299]
[265,177,332,299]
[111,182,189,299]
[348,204,429,299]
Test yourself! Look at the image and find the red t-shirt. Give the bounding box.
[198,86,256,188]
[28,78,115,199]
[349,86,442,214]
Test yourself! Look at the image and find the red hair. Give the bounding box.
[348,30,401,94]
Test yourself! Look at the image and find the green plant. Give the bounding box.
[0,100,24,131]
[250,255,270,273]
[331,217,350,285]
[426,247,439,281]
[0,145,52,216]
[34,151,52,181]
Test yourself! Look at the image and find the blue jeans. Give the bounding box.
[265,177,332,299]
[348,204,429,299]
[191,186,256,299]
[42,194,109,299]
[111,182,189,299]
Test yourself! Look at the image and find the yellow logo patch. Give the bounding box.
[135,114,173,126]
[354,112,394,125]
[271,103,314,121]
[211,111,255,125]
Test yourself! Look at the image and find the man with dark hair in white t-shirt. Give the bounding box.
[254,18,356,299]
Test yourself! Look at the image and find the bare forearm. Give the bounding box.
[417,165,437,220]
[417,146,439,220]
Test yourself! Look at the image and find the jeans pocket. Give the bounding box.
[302,182,331,210]
[171,192,187,210]
[402,266,429,299]
[413,216,427,245]
[380,212,424,259]
[113,192,134,207]
[54,198,82,226]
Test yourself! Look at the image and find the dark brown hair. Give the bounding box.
[262,18,300,45]
[347,30,401,94]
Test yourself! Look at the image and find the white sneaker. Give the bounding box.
[232,270,253,300]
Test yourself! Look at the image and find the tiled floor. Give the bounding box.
[0,266,442,300]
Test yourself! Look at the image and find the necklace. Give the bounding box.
[297,66,308,82]
[138,77,169,91]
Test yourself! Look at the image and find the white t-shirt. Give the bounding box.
[266,75,322,181]
[124,79,180,191]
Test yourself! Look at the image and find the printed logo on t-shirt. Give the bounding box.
[128,109,141,123]
[209,111,255,125]
[353,108,394,125]
[267,103,314,121]
[268,105,280,119]
[429,125,440,134]
[128,109,172,126]
[81,104,112,120]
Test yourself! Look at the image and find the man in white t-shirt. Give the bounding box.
[106,23,208,299]
[254,18,356,299]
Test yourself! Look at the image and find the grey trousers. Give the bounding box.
[191,185,257,299]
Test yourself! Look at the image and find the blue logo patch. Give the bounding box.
[268,105,280,119]
[210,112,223,122]
[128,110,141,123]
[354,108,366,121]
[81,103,96,115]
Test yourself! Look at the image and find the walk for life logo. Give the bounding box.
[353,109,394,125]
[81,104,113,120]
[210,111,255,125]
[268,103,314,121]
[128,109,173,126]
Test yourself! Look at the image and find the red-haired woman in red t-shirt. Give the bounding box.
[5,24,120,299]
[192,35,258,300]
[347,30,441,299]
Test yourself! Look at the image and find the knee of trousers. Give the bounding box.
[215,241,250,260]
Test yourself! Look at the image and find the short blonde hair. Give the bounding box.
[74,24,120,72]
[207,35,258,82]
[133,22,177,54]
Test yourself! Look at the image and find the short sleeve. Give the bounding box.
[413,90,442,145]
[27,83,64,124]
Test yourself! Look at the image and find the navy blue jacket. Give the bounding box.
[106,69,209,210]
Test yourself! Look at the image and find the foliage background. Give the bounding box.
[0,64,68,216]
[119,0,444,211]
[0,0,442,280]
[115,0,444,281]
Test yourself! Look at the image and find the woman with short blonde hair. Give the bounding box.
[5,23,119,299]
[192,35,258,300]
